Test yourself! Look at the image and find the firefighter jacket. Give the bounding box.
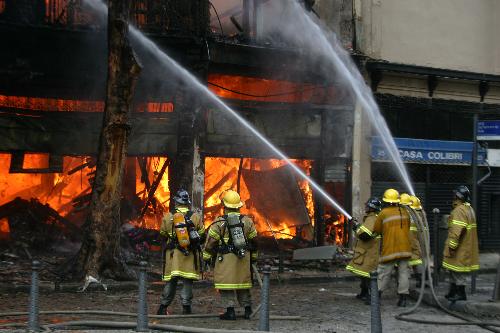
[346,212,381,278]
[160,208,205,281]
[203,213,258,290]
[373,205,412,263]
[406,207,423,267]
[442,202,480,273]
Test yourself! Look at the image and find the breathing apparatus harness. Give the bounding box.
[168,210,202,256]
[216,213,251,261]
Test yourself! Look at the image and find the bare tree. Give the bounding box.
[69,0,141,280]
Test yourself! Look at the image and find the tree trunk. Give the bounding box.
[70,0,141,280]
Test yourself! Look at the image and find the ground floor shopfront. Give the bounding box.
[371,137,500,250]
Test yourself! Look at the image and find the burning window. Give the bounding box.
[204,157,314,239]
[0,95,173,113]
[208,74,337,104]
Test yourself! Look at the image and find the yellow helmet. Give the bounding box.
[382,188,400,203]
[400,193,411,206]
[221,190,244,209]
[410,195,422,210]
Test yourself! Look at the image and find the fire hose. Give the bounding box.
[395,208,500,332]
[0,260,299,332]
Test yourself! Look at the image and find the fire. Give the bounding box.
[0,154,170,233]
[203,157,315,239]
[0,154,94,219]
[325,213,346,245]
[0,218,9,240]
[133,157,170,230]
[0,95,173,113]
[208,74,337,104]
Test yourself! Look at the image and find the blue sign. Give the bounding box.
[372,137,486,165]
[478,121,500,140]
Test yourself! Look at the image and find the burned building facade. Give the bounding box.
[0,1,354,246]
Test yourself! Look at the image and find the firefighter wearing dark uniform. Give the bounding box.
[157,189,205,315]
[203,190,258,320]
[443,185,479,301]
[373,188,412,307]
[346,197,382,303]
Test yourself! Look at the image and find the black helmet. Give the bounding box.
[453,185,471,203]
[173,189,191,205]
[366,197,382,212]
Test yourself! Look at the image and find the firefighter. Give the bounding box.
[157,189,205,315]
[400,193,423,287]
[410,195,427,288]
[373,188,412,307]
[346,197,382,303]
[442,185,479,301]
[203,190,258,320]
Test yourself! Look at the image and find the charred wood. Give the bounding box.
[68,0,141,281]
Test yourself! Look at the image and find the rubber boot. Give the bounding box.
[445,283,457,300]
[397,294,407,307]
[356,286,369,301]
[157,304,168,315]
[244,306,252,319]
[449,285,467,301]
[182,305,192,315]
[219,307,236,320]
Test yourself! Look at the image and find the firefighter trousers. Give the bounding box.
[377,259,410,295]
[449,271,469,287]
[220,289,252,308]
[160,277,193,306]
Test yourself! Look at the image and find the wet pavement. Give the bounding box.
[0,277,498,332]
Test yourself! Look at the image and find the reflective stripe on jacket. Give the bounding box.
[346,212,381,278]
[442,203,480,272]
[203,214,258,289]
[374,205,412,263]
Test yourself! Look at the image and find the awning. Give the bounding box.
[372,137,487,165]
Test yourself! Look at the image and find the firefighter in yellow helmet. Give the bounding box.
[373,189,412,307]
[410,195,427,287]
[157,189,205,315]
[346,197,382,303]
[203,190,258,320]
[400,193,424,288]
[442,185,479,301]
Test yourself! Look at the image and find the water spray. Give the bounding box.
[84,0,352,220]
[262,1,415,196]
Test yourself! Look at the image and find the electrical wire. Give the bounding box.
[207,81,324,98]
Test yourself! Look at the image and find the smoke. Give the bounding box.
[257,1,415,195]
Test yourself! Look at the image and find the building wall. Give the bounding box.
[355,0,500,75]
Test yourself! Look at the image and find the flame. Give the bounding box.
[0,154,94,218]
[203,157,315,238]
[0,154,171,232]
[325,213,346,245]
[0,218,9,240]
[0,95,173,113]
[132,157,170,230]
[208,74,337,104]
